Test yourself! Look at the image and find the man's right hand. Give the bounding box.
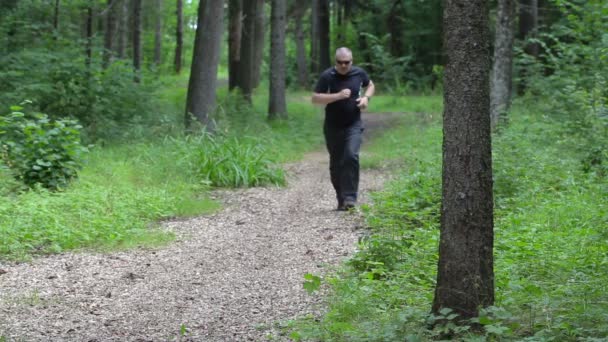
[338,89,351,99]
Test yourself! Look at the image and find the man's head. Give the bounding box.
[335,47,353,75]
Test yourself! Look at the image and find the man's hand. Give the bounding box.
[356,96,369,109]
[338,88,351,100]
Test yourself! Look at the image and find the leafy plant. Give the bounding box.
[0,105,88,190]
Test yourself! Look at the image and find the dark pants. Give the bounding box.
[324,120,364,205]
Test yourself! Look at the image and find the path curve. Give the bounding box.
[0,113,400,341]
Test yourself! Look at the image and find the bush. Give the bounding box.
[0,105,88,190]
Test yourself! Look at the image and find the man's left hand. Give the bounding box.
[356,96,369,109]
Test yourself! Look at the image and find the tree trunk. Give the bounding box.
[185,0,225,132]
[85,6,93,69]
[252,0,265,88]
[490,0,515,129]
[432,0,494,321]
[388,0,405,58]
[132,0,142,82]
[318,0,330,71]
[154,0,163,66]
[268,0,287,119]
[228,0,242,90]
[117,0,129,59]
[310,0,319,74]
[294,1,309,89]
[174,0,184,73]
[517,0,538,94]
[237,0,256,102]
[53,0,60,33]
[103,0,117,69]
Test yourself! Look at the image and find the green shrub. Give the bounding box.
[0,105,88,190]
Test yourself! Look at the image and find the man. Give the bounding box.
[312,47,375,211]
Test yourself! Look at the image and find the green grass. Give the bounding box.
[0,87,325,260]
[290,101,608,341]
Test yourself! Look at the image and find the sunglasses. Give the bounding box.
[336,60,352,66]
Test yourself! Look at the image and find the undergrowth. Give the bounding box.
[289,99,607,341]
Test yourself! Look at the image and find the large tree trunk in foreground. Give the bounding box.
[432,0,494,320]
[490,0,515,129]
[185,0,225,132]
[268,0,287,119]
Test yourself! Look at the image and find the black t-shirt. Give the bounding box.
[314,66,370,128]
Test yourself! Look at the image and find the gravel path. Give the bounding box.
[0,113,398,341]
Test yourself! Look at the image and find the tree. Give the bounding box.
[103,0,117,69]
[318,0,330,71]
[292,1,309,89]
[228,0,242,90]
[252,0,265,88]
[185,0,225,132]
[116,0,129,59]
[154,0,163,66]
[236,0,256,102]
[490,0,515,129]
[85,5,94,69]
[53,0,60,33]
[132,0,142,82]
[517,0,539,94]
[174,0,184,73]
[268,0,287,119]
[432,0,494,320]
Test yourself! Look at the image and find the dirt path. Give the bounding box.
[0,113,400,341]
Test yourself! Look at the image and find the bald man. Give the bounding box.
[312,47,375,211]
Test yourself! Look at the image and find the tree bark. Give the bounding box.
[174,0,184,73]
[85,6,93,69]
[318,0,330,71]
[154,0,163,66]
[310,0,319,74]
[490,0,515,129]
[252,0,265,88]
[294,1,309,89]
[432,0,494,320]
[237,0,256,102]
[185,0,225,132]
[388,0,405,58]
[53,0,60,33]
[228,0,242,90]
[268,0,287,119]
[117,0,129,59]
[132,0,142,82]
[103,0,117,69]
[517,0,539,94]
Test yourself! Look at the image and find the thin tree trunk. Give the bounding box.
[174,0,184,73]
[228,0,242,90]
[310,0,319,74]
[252,0,265,88]
[388,0,405,58]
[318,0,330,71]
[490,0,515,129]
[103,0,117,69]
[117,0,129,58]
[268,0,287,119]
[185,0,225,132]
[154,0,163,66]
[132,0,142,82]
[294,1,309,89]
[432,0,494,320]
[53,0,60,34]
[85,6,93,69]
[517,0,539,94]
[237,0,256,102]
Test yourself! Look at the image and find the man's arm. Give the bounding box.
[312,88,351,105]
[357,80,375,109]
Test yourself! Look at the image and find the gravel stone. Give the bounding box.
[0,114,398,341]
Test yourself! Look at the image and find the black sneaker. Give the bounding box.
[344,200,356,210]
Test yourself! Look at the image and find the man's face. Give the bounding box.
[335,53,353,75]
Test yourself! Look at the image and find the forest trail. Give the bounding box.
[0,113,400,341]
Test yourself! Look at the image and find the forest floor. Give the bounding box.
[0,113,400,341]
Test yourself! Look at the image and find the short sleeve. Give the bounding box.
[361,70,370,88]
[314,72,331,93]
